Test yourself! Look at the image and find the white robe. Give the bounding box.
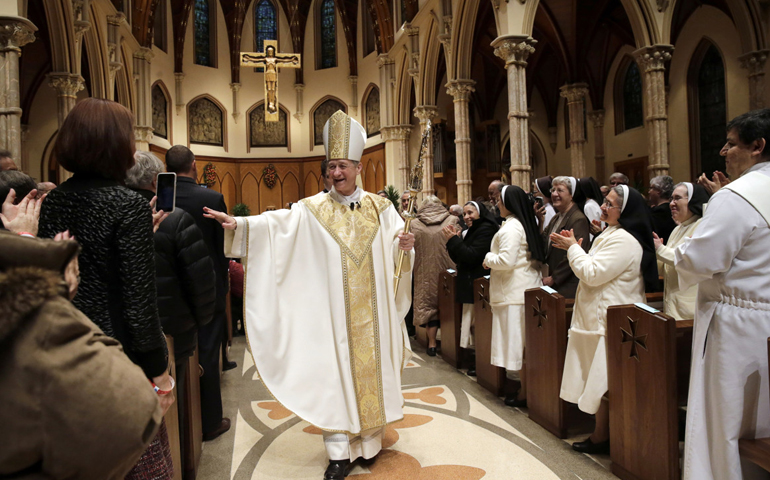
[484,217,542,371]
[676,164,770,480]
[656,215,701,320]
[559,225,645,414]
[224,189,413,436]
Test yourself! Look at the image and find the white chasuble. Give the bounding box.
[676,166,770,480]
[224,191,413,435]
[559,225,645,414]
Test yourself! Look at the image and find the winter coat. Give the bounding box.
[39,174,167,377]
[446,216,497,304]
[411,203,458,326]
[0,232,162,479]
[135,189,217,359]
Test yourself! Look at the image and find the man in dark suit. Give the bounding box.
[165,145,231,441]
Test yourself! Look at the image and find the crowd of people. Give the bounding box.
[1,100,769,480]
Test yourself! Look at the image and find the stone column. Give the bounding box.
[0,16,36,163]
[348,76,358,116]
[133,47,154,150]
[446,79,475,204]
[106,14,125,101]
[230,83,241,123]
[390,125,413,190]
[293,83,305,123]
[174,72,185,115]
[559,83,589,178]
[413,105,438,196]
[635,45,673,178]
[740,50,769,110]
[492,35,536,188]
[48,73,84,180]
[588,110,606,182]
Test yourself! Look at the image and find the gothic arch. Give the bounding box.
[186,94,229,150]
[41,0,73,72]
[82,17,106,98]
[361,83,381,136]
[665,0,764,52]
[613,55,644,134]
[245,101,291,152]
[151,80,172,143]
[449,0,481,80]
[418,17,440,107]
[309,95,347,150]
[395,49,413,125]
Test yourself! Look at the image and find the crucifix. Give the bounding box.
[241,40,301,122]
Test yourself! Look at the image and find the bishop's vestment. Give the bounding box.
[224,188,413,451]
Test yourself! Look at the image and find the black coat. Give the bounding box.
[135,189,217,359]
[38,174,167,378]
[446,218,497,304]
[174,176,229,314]
[650,203,677,243]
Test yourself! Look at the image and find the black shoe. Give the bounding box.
[504,395,527,408]
[358,454,377,467]
[203,418,231,441]
[427,347,437,357]
[467,368,476,377]
[223,360,237,371]
[323,460,351,480]
[571,437,610,454]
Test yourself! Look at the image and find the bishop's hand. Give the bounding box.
[203,207,237,230]
[398,232,415,251]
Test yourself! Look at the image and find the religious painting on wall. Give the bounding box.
[250,103,288,147]
[365,87,380,137]
[313,98,346,145]
[151,84,168,139]
[189,97,223,146]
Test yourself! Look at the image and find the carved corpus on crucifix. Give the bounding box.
[240,40,301,122]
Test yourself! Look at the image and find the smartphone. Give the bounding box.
[156,172,176,213]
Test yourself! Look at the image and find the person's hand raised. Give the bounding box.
[589,219,603,236]
[549,228,583,251]
[1,188,44,236]
[149,196,170,233]
[652,232,664,251]
[442,223,460,241]
[203,206,238,230]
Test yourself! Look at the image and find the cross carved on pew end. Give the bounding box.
[478,284,489,311]
[620,316,648,361]
[442,278,450,295]
[532,296,548,329]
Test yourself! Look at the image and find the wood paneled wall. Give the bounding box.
[149,144,387,214]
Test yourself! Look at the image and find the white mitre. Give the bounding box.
[322,110,367,162]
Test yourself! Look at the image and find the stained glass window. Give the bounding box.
[319,0,336,69]
[697,45,726,177]
[255,0,277,67]
[623,62,644,130]
[194,0,213,66]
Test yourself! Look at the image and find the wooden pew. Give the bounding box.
[474,276,506,397]
[607,304,693,480]
[438,269,463,369]
[739,338,770,472]
[163,336,183,480]
[184,347,203,479]
[523,287,575,438]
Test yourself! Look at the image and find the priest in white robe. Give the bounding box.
[203,111,415,480]
[676,110,770,480]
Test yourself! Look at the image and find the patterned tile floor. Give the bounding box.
[197,337,620,480]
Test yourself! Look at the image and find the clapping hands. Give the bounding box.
[549,229,583,251]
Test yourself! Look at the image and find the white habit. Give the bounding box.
[484,216,542,371]
[224,188,413,460]
[676,163,770,480]
[559,225,645,414]
[655,215,701,320]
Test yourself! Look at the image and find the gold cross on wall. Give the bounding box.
[240,40,301,122]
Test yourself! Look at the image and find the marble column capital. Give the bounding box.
[587,109,605,127]
[134,125,153,143]
[491,35,537,67]
[413,105,439,123]
[740,50,770,76]
[559,83,589,103]
[294,83,305,92]
[634,45,674,73]
[0,16,37,52]
[385,124,413,141]
[133,46,154,62]
[230,82,241,92]
[446,80,475,101]
[48,73,85,98]
[377,54,395,68]
[107,13,127,26]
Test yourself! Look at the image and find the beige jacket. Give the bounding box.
[484,216,542,306]
[656,215,701,320]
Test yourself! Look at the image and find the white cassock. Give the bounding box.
[224,187,413,461]
[559,225,645,414]
[676,163,770,480]
[484,217,542,371]
[655,215,701,320]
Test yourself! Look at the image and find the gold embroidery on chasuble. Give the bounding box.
[302,193,391,431]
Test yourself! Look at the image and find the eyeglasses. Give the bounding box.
[601,199,621,209]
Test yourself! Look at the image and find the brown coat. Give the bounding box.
[542,203,591,298]
[0,232,162,480]
[411,203,458,326]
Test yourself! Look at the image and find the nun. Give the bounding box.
[652,182,709,320]
[443,200,498,376]
[550,185,658,453]
[534,176,556,227]
[483,185,545,407]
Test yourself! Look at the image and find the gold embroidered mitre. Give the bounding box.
[323,110,367,161]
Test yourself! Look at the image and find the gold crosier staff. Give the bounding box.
[394,120,432,293]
